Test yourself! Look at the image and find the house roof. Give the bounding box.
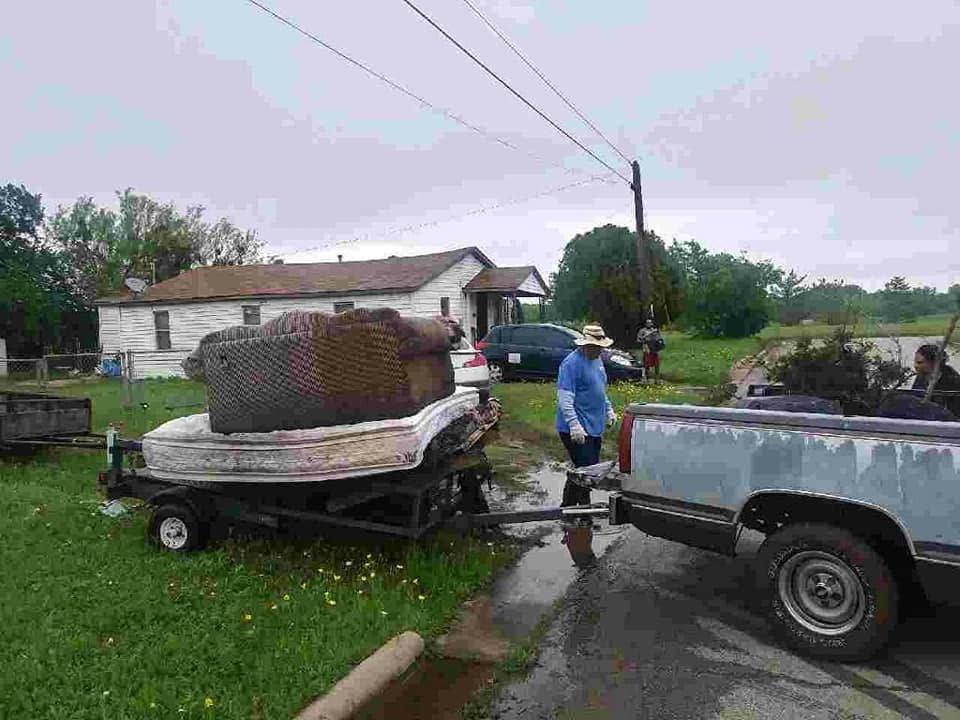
[96,247,494,304]
[463,266,549,296]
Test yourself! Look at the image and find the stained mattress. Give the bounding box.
[141,386,479,483]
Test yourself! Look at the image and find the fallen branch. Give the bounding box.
[924,310,960,402]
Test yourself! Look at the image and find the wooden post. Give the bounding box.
[632,160,649,313]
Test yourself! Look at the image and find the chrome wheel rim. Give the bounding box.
[159,517,189,550]
[488,364,504,383]
[777,550,865,635]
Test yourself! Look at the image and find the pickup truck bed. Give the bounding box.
[599,402,960,660]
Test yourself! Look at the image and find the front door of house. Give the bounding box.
[476,294,489,340]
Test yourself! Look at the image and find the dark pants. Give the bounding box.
[559,432,602,506]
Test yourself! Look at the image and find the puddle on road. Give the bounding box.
[354,462,627,720]
[487,462,626,641]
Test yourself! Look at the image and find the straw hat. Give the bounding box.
[575,324,614,348]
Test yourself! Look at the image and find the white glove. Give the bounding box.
[569,424,587,445]
[606,408,618,428]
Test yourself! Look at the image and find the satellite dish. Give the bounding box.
[124,277,148,294]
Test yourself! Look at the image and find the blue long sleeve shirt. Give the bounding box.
[555,351,613,438]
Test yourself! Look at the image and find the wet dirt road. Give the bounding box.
[492,529,960,720]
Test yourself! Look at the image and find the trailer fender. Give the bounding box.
[146,485,213,522]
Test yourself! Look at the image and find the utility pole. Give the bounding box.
[631,160,650,315]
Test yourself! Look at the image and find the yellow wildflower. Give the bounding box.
[327,599,337,606]
[283,594,290,601]
[204,697,215,709]
[418,595,426,601]
[333,575,342,582]
[242,614,253,623]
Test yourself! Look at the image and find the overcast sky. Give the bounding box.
[3,1,958,290]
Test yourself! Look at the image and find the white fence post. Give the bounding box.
[0,338,6,378]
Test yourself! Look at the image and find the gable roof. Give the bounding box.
[463,266,549,296]
[96,247,494,304]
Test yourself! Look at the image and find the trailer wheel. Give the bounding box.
[150,504,205,553]
[757,523,898,661]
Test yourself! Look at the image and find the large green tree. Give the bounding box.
[668,240,775,337]
[0,184,93,354]
[49,190,266,303]
[552,225,681,345]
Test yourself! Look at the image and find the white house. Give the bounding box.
[96,247,549,377]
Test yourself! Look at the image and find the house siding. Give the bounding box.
[110,292,411,378]
[518,272,546,296]
[98,306,121,354]
[411,255,487,328]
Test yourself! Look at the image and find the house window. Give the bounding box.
[333,301,355,314]
[440,297,450,317]
[154,311,171,350]
[242,305,261,326]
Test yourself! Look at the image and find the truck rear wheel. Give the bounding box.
[757,523,898,661]
[150,503,206,553]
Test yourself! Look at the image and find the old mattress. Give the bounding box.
[141,387,479,483]
[183,308,457,434]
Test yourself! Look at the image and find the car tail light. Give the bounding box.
[475,340,488,350]
[618,411,635,474]
[464,354,487,368]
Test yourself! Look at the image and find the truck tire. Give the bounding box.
[756,523,898,661]
[487,361,506,384]
[150,503,206,553]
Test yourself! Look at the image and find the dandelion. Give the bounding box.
[204,698,215,709]
[283,594,290,601]
[242,614,253,623]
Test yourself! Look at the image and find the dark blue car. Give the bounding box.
[476,323,642,383]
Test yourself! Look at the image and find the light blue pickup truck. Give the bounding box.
[574,403,960,661]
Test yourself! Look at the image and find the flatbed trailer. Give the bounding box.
[1,391,93,448]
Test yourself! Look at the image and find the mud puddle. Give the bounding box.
[353,657,494,720]
[354,462,627,719]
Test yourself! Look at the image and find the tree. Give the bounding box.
[0,184,92,354]
[49,190,265,301]
[668,240,773,337]
[880,276,918,322]
[552,225,680,345]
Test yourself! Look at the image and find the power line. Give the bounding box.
[399,0,632,185]
[276,173,618,259]
[244,0,583,176]
[459,0,632,165]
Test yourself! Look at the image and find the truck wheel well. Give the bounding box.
[740,493,917,589]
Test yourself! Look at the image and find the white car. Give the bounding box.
[451,338,490,390]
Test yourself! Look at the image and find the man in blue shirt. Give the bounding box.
[556,324,618,506]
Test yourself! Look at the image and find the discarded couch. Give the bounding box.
[183,308,456,434]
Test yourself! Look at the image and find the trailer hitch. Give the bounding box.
[447,499,615,531]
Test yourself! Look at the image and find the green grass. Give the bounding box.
[759,314,953,341]
[0,379,514,719]
[652,333,764,387]
[487,381,705,468]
